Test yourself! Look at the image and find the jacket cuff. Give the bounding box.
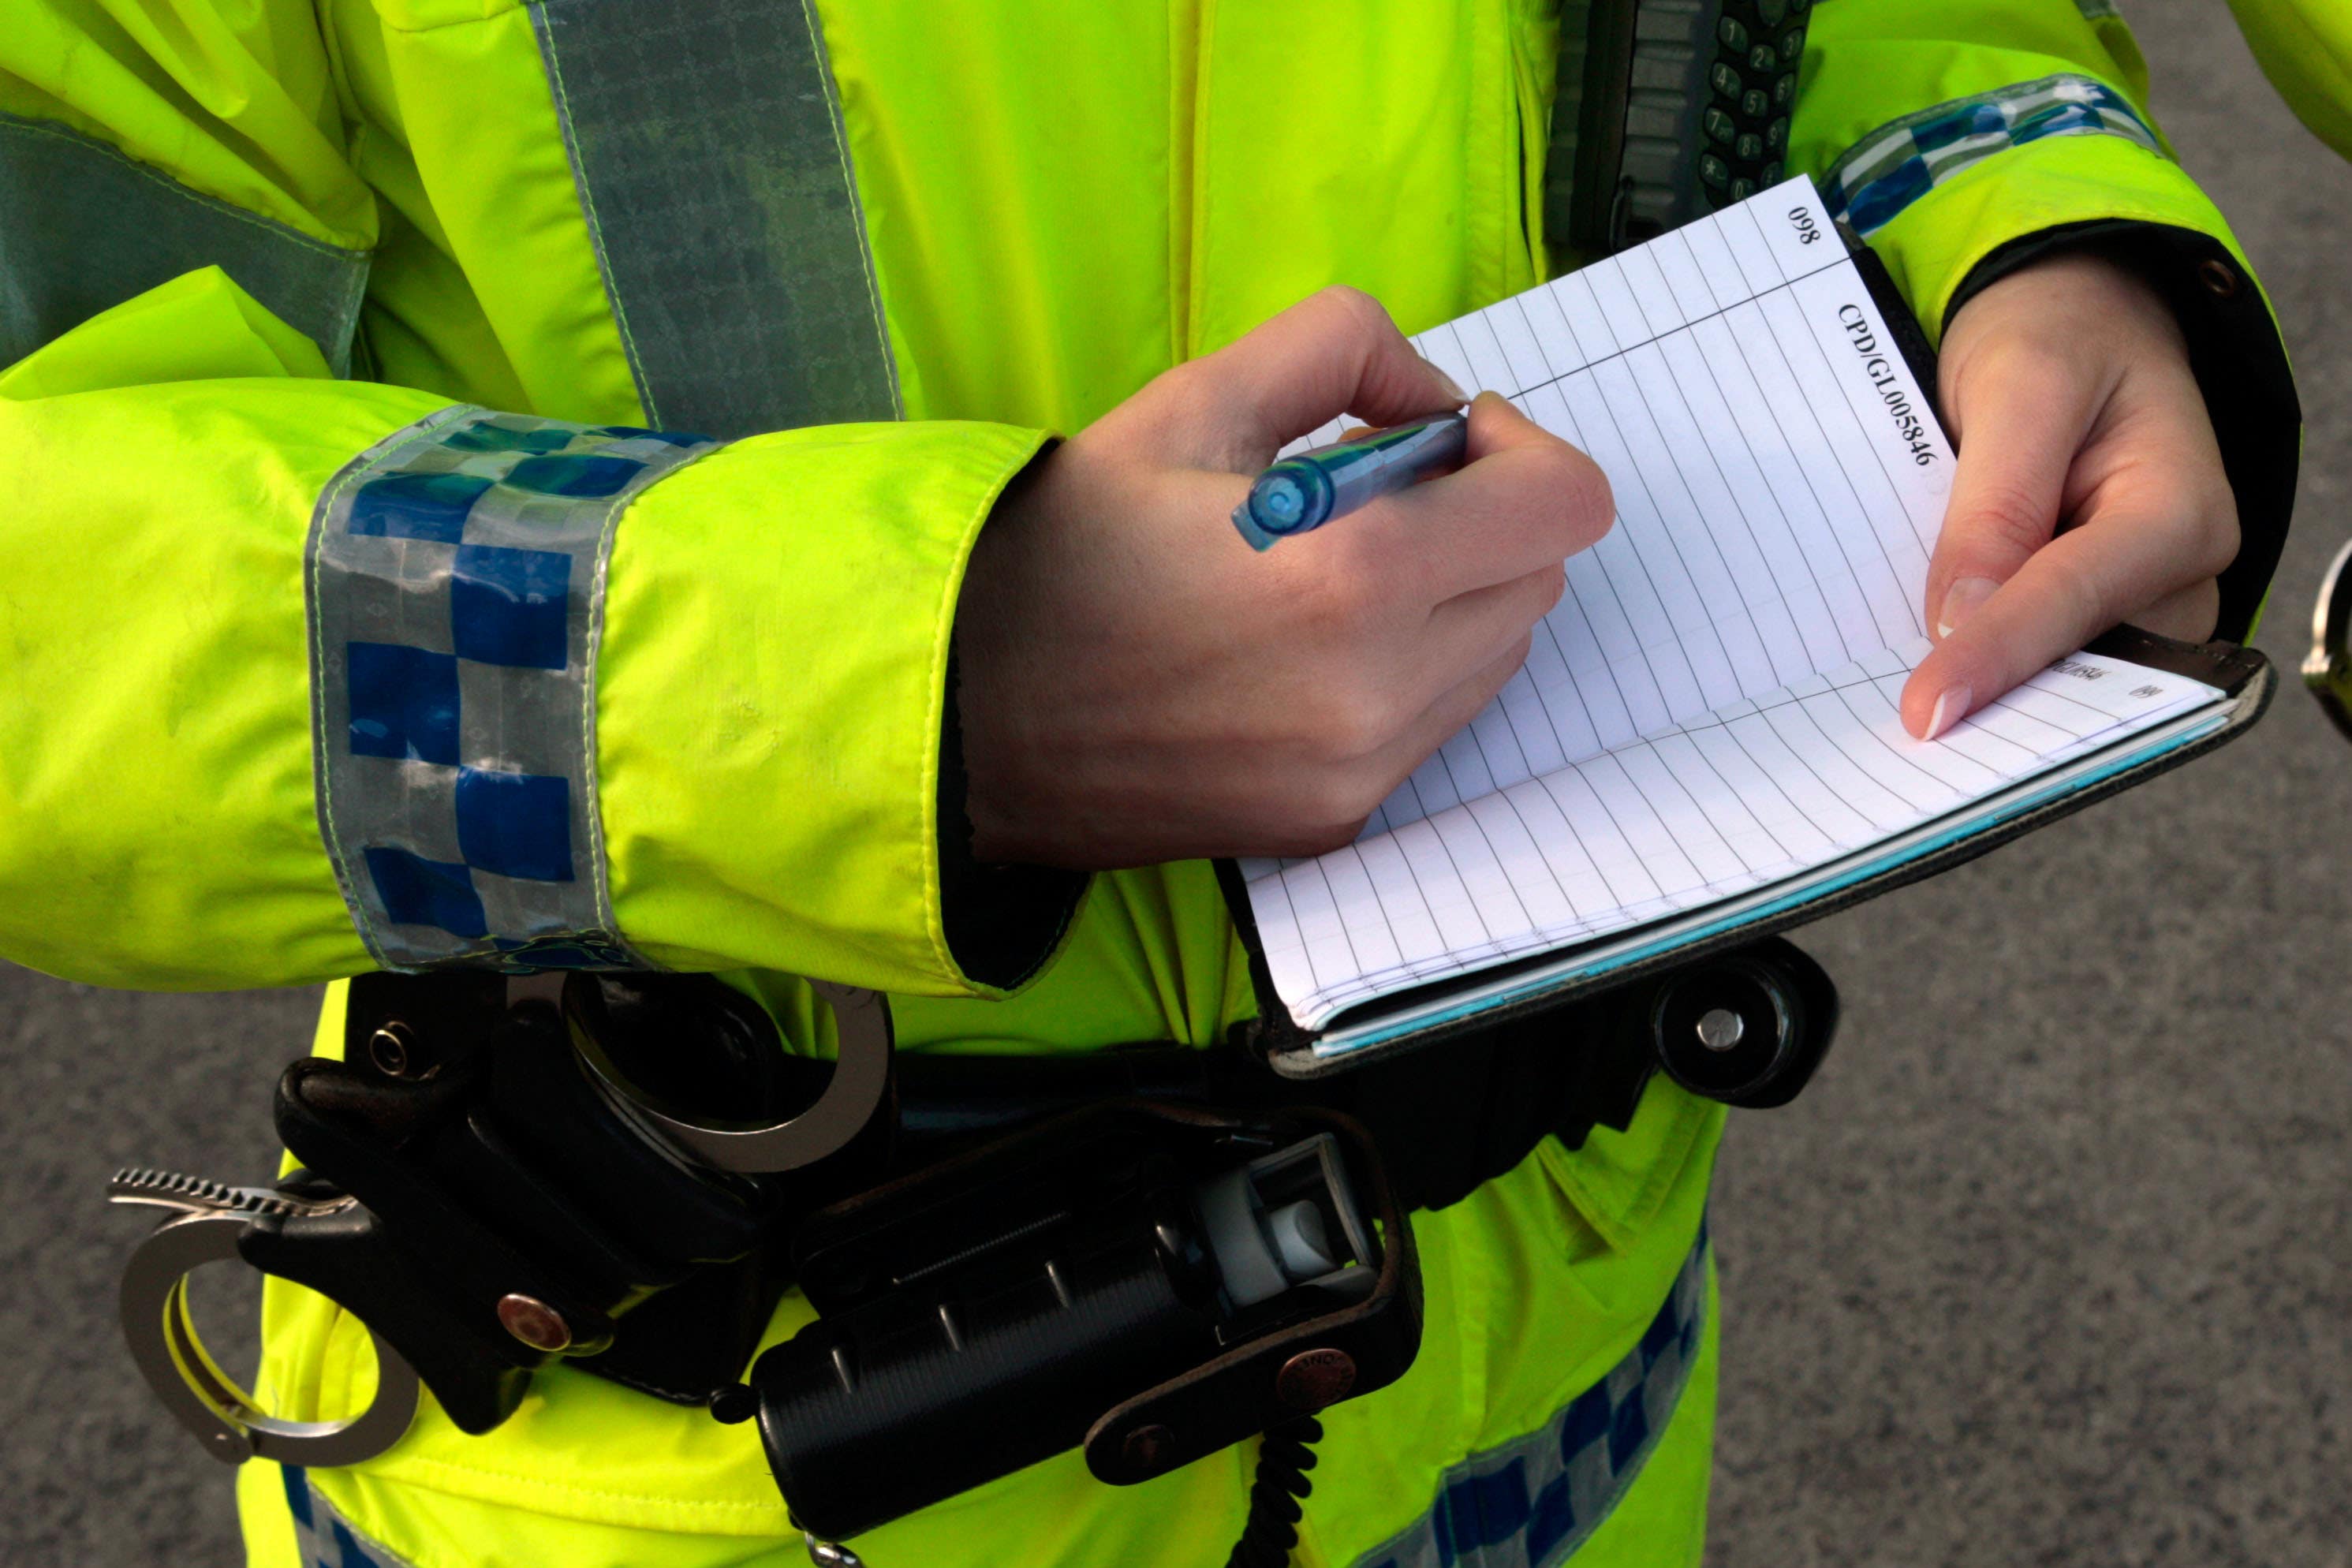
[597,420,1080,996]
[1942,218,2300,644]
[932,436,1089,991]
[1823,91,2205,342]
[935,650,1088,991]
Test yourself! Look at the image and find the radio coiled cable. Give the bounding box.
[1224,1416,1324,1568]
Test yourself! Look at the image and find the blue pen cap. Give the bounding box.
[1241,461,1338,544]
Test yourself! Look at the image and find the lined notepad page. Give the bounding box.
[1241,178,2223,1031]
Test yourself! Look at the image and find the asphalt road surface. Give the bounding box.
[4,3,2346,1563]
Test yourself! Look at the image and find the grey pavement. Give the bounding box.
[4,3,2348,1563]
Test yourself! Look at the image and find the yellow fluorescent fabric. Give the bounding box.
[805,0,1180,430]
[2229,0,2352,162]
[818,0,1556,427]
[599,420,1051,993]
[345,0,639,417]
[1182,0,1544,357]
[0,265,330,398]
[0,0,373,247]
[0,274,450,986]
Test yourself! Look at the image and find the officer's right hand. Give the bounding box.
[954,286,1614,869]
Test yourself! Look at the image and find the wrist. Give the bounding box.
[950,439,1064,865]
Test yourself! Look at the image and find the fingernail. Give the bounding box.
[1924,684,1972,741]
[1421,358,1469,405]
[1936,577,1999,639]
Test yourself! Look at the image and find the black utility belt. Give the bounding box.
[107,943,1834,1547]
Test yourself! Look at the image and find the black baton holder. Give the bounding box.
[723,1100,1420,1543]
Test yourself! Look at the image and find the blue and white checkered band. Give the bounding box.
[1821,73,2163,240]
[306,405,718,973]
[1351,1229,1708,1568]
[282,1465,416,1568]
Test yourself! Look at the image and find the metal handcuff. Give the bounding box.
[107,979,894,1473]
[2305,537,2352,745]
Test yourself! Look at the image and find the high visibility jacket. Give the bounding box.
[0,3,2297,1566]
[2231,0,2352,161]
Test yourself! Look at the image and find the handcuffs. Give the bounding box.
[109,1170,422,1467]
[2304,536,2352,745]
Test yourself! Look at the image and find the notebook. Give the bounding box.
[1225,176,2272,1073]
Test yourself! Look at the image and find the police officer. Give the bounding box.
[0,2,2298,1564]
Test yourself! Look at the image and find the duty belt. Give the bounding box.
[107,939,1835,1555]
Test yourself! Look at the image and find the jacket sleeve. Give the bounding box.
[0,4,1080,996]
[2229,0,2352,162]
[1791,0,2301,640]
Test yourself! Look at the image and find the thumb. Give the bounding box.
[1460,387,1572,459]
[1182,286,1468,467]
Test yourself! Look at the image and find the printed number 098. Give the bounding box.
[1788,207,1821,245]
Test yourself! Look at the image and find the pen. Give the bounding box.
[1230,409,1470,551]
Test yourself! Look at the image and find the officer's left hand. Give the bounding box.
[1898,250,2239,737]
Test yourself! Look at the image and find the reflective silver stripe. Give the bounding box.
[307,407,718,971]
[0,112,369,374]
[1351,1232,1709,1568]
[1820,73,2164,239]
[528,0,903,439]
